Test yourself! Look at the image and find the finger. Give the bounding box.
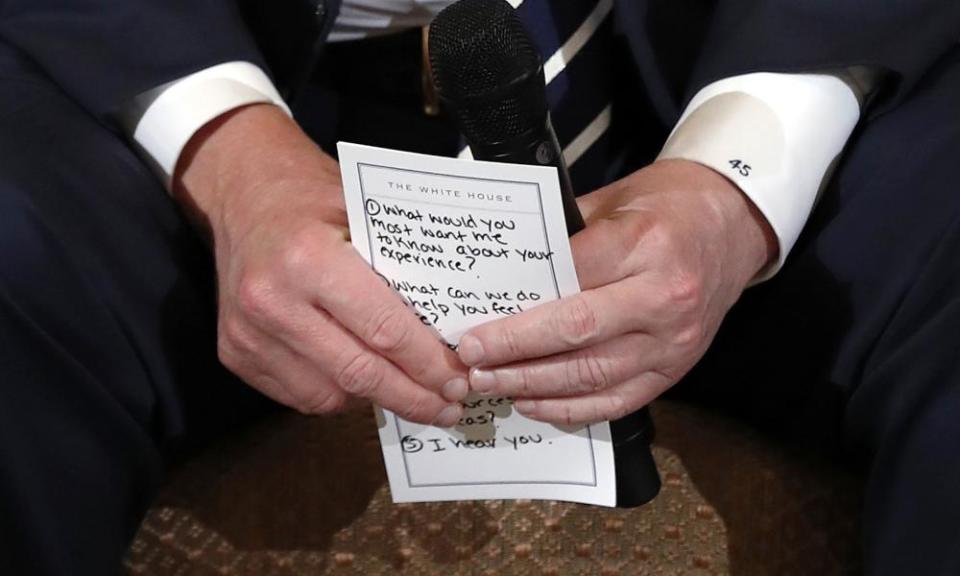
[307,245,467,393]
[512,371,673,426]
[289,305,464,426]
[258,354,352,415]
[459,276,671,367]
[575,192,603,223]
[574,181,619,224]
[468,332,661,397]
[223,317,435,419]
[219,314,352,411]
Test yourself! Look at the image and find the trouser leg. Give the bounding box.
[849,240,960,575]
[0,43,255,574]
[680,47,960,574]
[837,64,960,570]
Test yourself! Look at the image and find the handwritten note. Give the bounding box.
[338,142,615,507]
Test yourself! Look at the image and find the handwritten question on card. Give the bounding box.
[339,142,615,506]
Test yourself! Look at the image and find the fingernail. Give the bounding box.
[470,368,496,394]
[458,335,485,366]
[441,378,469,402]
[515,400,536,414]
[433,404,462,428]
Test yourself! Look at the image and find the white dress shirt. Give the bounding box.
[126,1,867,279]
[328,0,449,42]
[328,0,525,41]
[659,72,862,278]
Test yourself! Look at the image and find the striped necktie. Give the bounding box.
[458,0,620,195]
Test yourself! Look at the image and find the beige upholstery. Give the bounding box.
[126,401,862,575]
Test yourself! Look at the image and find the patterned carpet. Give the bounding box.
[126,401,862,575]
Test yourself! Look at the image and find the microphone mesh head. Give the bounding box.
[429,0,547,146]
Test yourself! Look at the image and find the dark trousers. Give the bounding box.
[0,43,264,574]
[1,33,958,575]
[679,46,960,574]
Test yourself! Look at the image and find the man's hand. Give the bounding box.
[458,159,777,425]
[175,104,467,426]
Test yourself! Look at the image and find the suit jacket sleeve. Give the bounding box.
[690,0,960,113]
[0,0,266,125]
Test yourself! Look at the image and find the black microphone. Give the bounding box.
[429,0,661,507]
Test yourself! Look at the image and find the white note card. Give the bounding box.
[338,142,615,507]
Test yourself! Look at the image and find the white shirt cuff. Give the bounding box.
[658,72,862,280]
[128,61,290,189]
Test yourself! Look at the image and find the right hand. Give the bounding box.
[175,104,467,426]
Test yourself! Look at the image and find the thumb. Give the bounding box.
[575,192,603,224]
[569,217,633,290]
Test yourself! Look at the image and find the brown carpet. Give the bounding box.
[126,401,862,575]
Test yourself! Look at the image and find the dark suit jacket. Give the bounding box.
[0,0,956,135]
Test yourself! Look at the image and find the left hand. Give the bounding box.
[457,159,777,425]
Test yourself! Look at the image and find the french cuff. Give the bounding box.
[658,72,861,281]
[126,61,291,190]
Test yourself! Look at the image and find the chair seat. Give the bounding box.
[126,400,862,575]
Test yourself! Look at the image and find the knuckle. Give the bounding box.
[512,367,535,396]
[335,352,383,397]
[394,394,431,424]
[279,237,312,278]
[561,403,577,426]
[558,297,600,347]
[672,319,706,348]
[498,326,525,359]
[220,317,250,351]
[364,305,411,355]
[216,318,253,371]
[666,270,704,311]
[568,353,612,392]
[216,336,239,371]
[236,275,280,323]
[653,368,681,390]
[299,388,349,415]
[280,227,331,276]
[605,394,631,421]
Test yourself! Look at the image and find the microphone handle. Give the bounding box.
[468,116,662,507]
